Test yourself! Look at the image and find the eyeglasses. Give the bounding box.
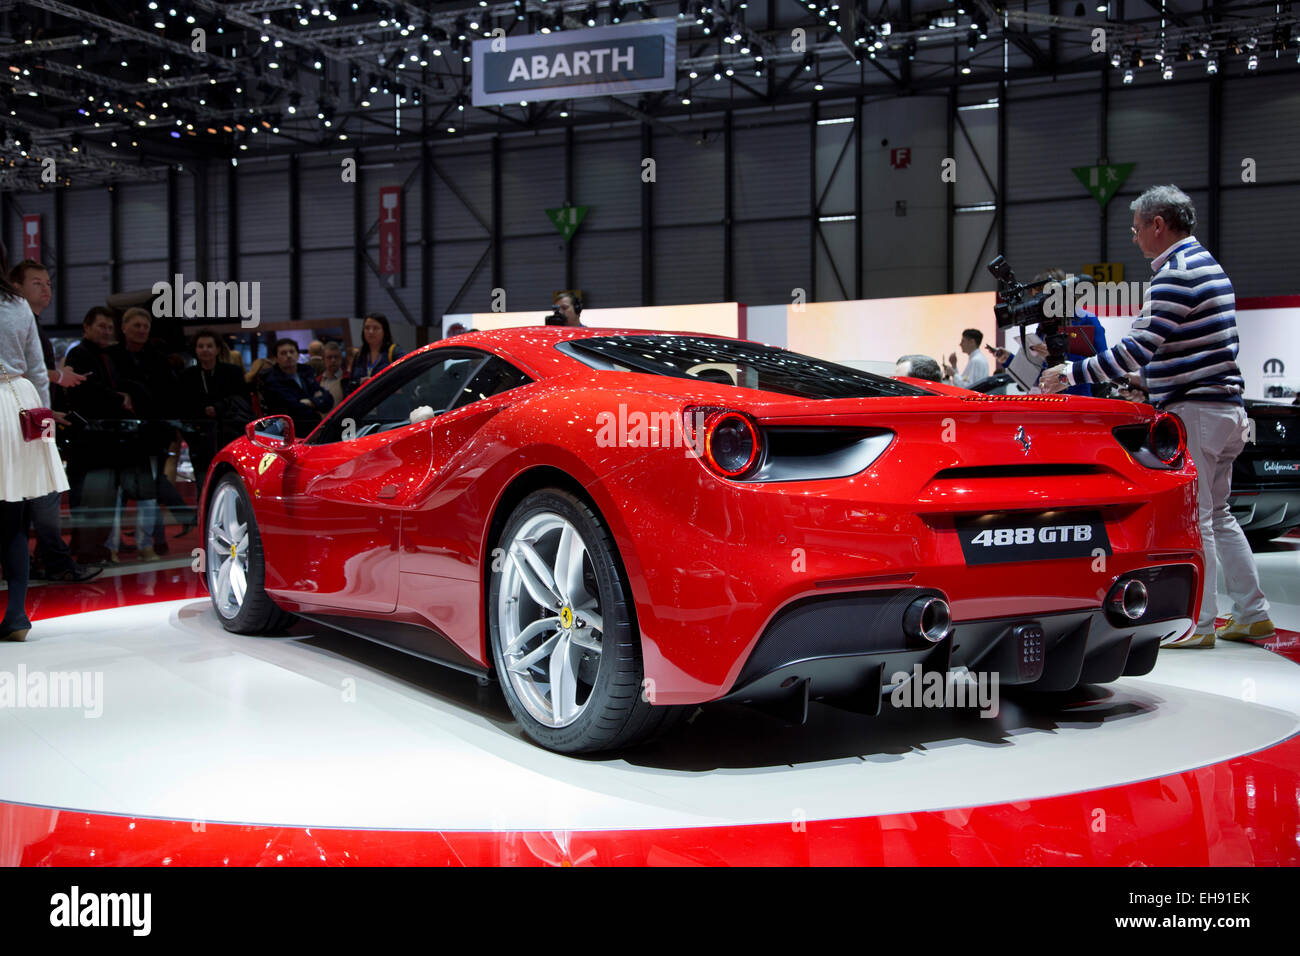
[1131,218,1158,236]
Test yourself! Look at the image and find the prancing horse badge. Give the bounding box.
[1014,426,1032,455]
[258,453,277,475]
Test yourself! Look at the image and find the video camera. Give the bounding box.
[987,255,1093,369]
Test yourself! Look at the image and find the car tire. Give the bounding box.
[205,473,296,635]
[488,488,684,754]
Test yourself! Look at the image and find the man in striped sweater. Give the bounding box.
[1040,185,1272,649]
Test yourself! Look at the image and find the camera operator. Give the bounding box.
[1039,184,1272,649]
[989,268,1108,396]
[545,293,583,327]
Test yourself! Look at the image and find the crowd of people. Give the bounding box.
[0,248,405,603]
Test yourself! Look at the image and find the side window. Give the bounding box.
[310,350,489,444]
[450,357,533,411]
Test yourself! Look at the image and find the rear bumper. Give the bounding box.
[718,564,1196,720]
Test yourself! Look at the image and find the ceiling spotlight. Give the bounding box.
[1161,63,1173,80]
[960,60,972,75]
[1122,68,1134,84]
[1247,53,1259,70]
[1199,39,1210,57]
[1246,35,1258,50]
[1206,58,1218,75]
[1110,51,1122,68]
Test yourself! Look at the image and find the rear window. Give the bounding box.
[560,334,928,400]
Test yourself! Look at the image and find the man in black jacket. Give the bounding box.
[261,338,333,432]
[62,306,137,563]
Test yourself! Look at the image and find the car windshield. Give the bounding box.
[561,334,928,400]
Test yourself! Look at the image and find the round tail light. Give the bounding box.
[1150,411,1186,465]
[702,412,761,478]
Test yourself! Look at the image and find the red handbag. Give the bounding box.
[0,359,54,442]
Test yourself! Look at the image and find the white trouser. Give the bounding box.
[1168,401,1270,630]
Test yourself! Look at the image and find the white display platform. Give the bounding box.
[2,569,1297,832]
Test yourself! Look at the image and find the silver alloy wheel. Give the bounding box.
[497,512,605,728]
[206,483,251,620]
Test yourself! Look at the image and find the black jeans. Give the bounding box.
[1,499,31,632]
[25,490,73,573]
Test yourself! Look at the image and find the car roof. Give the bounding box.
[415,326,731,379]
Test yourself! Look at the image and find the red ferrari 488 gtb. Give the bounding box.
[202,327,1202,753]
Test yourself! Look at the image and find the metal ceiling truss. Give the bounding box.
[1,0,1297,174]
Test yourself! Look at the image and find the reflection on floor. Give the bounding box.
[1,535,1297,866]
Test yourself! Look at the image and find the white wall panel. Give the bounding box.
[736,120,810,220]
[1221,74,1300,184]
[61,263,112,325]
[500,140,564,236]
[954,106,997,207]
[501,234,566,307]
[65,187,110,264]
[300,249,354,320]
[574,132,641,230]
[1220,184,1300,298]
[431,146,493,241]
[206,165,229,280]
[1108,83,1207,191]
[815,118,856,216]
[735,222,808,306]
[235,162,289,253]
[1004,197,1101,277]
[653,224,722,304]
[118,182,167,261]
[1006,93,1097,202]
[434,239,494,318]
[300,157,356,251]
[237,252,290,323]
[573,229,640,307]
[651,124,724,226]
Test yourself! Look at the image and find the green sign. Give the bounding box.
[546,205,589,241]
[1072,163,1135,206]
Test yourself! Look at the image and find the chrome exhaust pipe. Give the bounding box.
[904,596,952,644]
[1107,578,1149,621]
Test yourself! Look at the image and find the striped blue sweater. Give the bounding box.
[1069,236,1244,407]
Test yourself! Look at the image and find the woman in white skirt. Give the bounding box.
[0,249,70,641]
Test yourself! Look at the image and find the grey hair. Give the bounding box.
[1130,185,1196,234]
[896,354,943,382]
[322,341,342,354]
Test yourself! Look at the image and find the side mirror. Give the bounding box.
[246,414,296,449]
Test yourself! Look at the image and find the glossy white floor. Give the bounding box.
[2,541,1298,833]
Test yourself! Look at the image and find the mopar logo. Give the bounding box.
[1263,358,1286,376]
